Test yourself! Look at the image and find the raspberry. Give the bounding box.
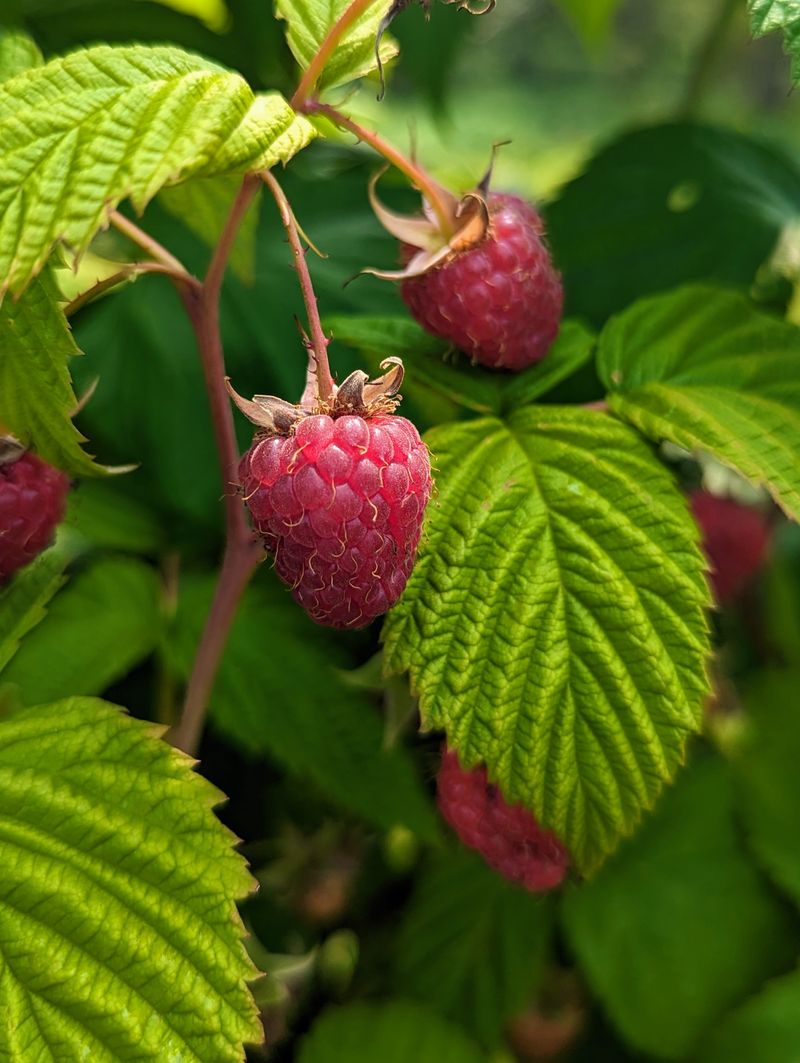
[400,194,563,371]
[0,450,70,581]
[239,412,432,629]
[690,490,771,604]
[437,748,569,891]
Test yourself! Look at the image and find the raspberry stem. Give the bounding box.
[302,101,457,238]
[290,0,377,110]
[109,211,196,284]
[63,262,175,317]
[261,170,336,403]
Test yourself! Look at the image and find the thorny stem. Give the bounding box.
[261,169,337,403]
[290,0,377,110]
[170,176,267,755]
[301,100,457,238]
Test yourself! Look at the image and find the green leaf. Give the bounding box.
[562,755,798,1060]
[65,480,164,554]
[276,0,396,92]
[0,27,42,81]
[2,557,161,704]
[734,670,800,906]
[168,572,439,841]
[598,286,800,521]
[554,0,621,46]
[0,697,261,1059]
[327,315,595,414]
[0,272,113,476]
[0,547,68,673]
[698,966,800,1063]
[383,406,711,874]
[0,44,314,294]
[160,174,260,284]
[394,849,553,1047]
[749,0,800,81]
[298,1000,486,1063]
[545,123,800,326]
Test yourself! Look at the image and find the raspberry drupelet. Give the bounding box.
[0,447,70,581]
[231,358,432,630]
[239,411,431,629]
[401,194,563,371]
[437,747,569,892]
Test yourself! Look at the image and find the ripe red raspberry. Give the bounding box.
[0,450,70,581]
[437,748,569,891]
[690,490,771,604]
[239,412,432,629]
[400,194,563,371]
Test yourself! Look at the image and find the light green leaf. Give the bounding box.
[298,1000,486,1063]
[384,406,711,874]
[562,755,798,1060]
[749,0,800,81]
[735,670,800,906]
[160,174,260,283]
[168,572,439,841]
[0,697,261,1060]
[0,547,67,673]
[699,966,800,1063]
[0,45,314,295]
[0,272,111,476]
[276,0,397,92]
[0,27,42,81]
[555,0,621,46]
[326,315,595,415]
[395,849,553,1047]
[3,557,161,704]
[598,286,800,521]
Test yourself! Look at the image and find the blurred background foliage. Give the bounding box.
[5,0,800,1059]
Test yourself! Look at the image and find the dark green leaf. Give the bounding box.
[698,966,800,1063]
[298,1000,486,1063]
[168,571,439,841]
[562,755,797,1059]
[546,123,800,326]
[2,557,161,704]
[395,849,553,1046]
[327,315,595,414]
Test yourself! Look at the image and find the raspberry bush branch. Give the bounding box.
[170,176,266,754]
[261,170,336,402]
[301,101,457,237]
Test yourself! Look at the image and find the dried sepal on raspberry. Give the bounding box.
[0,435,70,581]
[228,357,432,631]
[362,154,563,371]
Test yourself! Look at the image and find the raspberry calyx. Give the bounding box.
[363,165,563,371]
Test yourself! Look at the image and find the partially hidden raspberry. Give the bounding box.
[437,747,569,891]
[690,490,771,604]
[0,450,70,581]
[239,412,432,630]
[400,194,563,371]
